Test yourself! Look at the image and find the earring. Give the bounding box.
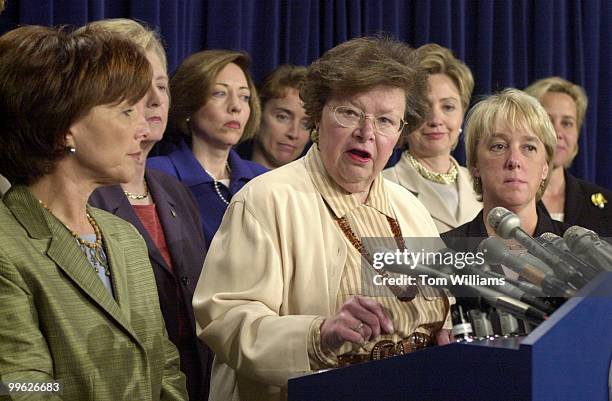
[310,127,320,143]
[68,146,76,154]
[458,128,463,134]
[185,117,191,124]
[540,180,546,191]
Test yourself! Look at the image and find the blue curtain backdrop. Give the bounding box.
[1,0,611,188]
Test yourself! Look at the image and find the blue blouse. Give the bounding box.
[147,140,268,245]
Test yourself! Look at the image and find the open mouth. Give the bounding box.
[347,149,371,162]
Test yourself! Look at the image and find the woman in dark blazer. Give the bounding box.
[525,77,612,237]
[0,26,186,401]
[442,89,565,254]
[85,19,210,401]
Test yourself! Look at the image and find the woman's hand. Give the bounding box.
[319,295,394,352]
[435,328,452,345]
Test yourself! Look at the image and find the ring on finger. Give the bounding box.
[354,322,364,331]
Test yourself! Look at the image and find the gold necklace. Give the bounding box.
[406,152,458,185]
[123,180,149,200]
[38,201,110,277]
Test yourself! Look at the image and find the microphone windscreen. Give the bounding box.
[487,207,521,239]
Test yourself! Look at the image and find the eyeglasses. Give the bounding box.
[329,105,407,136]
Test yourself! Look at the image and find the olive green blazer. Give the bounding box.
[0,186,187,401]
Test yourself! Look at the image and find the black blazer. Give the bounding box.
[441,202,569,253]
[90,168,210,401]
[559,171,612,237]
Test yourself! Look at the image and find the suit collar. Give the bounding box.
[4,186,139,341]
[563,170,582,217]
[145,170,184,271]
[92,176,177,275]
[469,203,561,237]
[393,152,461,227]
[168,139,259,190]
[3,185,51,240]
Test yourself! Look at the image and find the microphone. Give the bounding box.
[466,309,494,337]
[487,207,589,288]
[538,232,602,280]
[380,257,548,324]
[451,304,473,340]
[475,267,547,297]
[461,264,554,313]
[478,236,576,298]
[564,226,612,272]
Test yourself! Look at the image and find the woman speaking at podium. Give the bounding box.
[193,36,453,401]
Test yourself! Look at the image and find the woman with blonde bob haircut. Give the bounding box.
[525,77,611,236]
[443,89,567,251]
[384,43,481,233]
[148,50,267,246]
[85,19,211,401]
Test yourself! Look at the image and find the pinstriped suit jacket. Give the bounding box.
[0,186,187,401]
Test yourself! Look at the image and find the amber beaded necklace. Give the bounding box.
[38,201,110,277]
[335,215,417,302]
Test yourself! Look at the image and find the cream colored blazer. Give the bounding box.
[193,153,446,401]
[383,153,481,233]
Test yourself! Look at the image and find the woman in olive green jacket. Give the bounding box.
[0,26,186,401]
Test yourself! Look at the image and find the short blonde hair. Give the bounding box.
[81,18,167,72]
[169,50,261,142]
[524,76,588,131]
[415,43,474,112]
[464,88,557,200]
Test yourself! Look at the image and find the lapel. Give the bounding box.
[455,163,482,223]
[145,170,185,274]
[394,153,458,228]
[5,187,138,341]
[95,183,172,275]
[562,170,583,219]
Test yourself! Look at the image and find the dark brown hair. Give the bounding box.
[0,25,151,185]
[258,64,307,105]
[301,36,429,137]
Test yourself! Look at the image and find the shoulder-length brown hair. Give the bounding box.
[0,26,151,185]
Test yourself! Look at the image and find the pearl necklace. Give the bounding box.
[123,180,149,200]
[38,201,110,277]
[406,152,458,185]
[204,163,231,206]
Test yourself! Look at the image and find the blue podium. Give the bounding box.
[288,273,612,401]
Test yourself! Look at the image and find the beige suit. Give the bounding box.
[383,153,481,233]
[193,154,444,401]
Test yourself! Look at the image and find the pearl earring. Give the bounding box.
[458,128,463,134]
[68,146,76,154]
